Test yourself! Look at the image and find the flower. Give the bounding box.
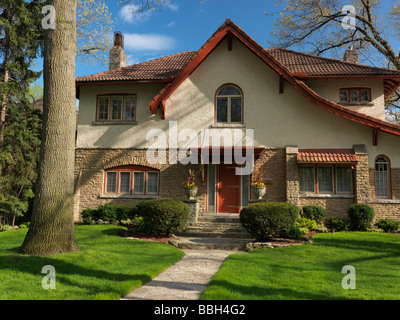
[186,169,197,188]
[186,182,196,188]
[252,182,266,188]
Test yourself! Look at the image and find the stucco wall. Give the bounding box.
[307,78,385,120]
[76,37,400,166]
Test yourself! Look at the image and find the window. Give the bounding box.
[104,166,159,196]
[299,166,315,193]
[339,88,371,104]
[318,166,333,193]
[299,165,353,194]
[97,94,136,121]
[375,156,390,199]
[216,84,243,123]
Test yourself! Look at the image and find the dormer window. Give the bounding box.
[215,84,243,124]
[339,88,371,105]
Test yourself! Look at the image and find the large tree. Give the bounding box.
[20,0,79,255]
[267,0,400,122]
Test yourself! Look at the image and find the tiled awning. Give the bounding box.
[297,149,358,165]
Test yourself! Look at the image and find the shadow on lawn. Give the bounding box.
[205,279,345,300]
[0,246,152,298]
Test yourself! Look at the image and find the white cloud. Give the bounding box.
[124,33,176,52]
[119,5,152,24]
[167,21,176,27]
[168,3,179,11]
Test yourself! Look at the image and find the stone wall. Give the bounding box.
[74,148,206,221]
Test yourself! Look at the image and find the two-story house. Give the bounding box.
[74,19,400,223]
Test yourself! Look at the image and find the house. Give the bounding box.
[74,19,400,223]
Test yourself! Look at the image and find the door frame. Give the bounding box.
[206,164,249,214]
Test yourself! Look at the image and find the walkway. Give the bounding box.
[121,249,240,300]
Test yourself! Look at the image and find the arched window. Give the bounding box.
[375,156,390,199]
[215,84,243,124]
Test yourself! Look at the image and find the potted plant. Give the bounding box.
[184,169,198,200]
[251,167,267,200]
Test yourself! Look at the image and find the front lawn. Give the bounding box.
[202,232,400,300]
[0,225,184,300]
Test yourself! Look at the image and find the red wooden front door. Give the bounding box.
[217,164,240,213]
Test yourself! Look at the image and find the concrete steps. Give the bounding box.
[171,214,254,251]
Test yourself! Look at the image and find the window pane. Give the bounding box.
[340,90,349,103]
[231,97,242,123]
[360,89,370,103]
[98,97,109,120]
[218,85,241,96]
[106,172,117,193]
[216,97,228,123]
[318,166,333,193]
[336,166,352,193]
[111,96,123,120]
[375,157,389,198]
[350,90,359,103]
[119,172,131,194]
[133,172,145,194]
[299,166,315,192]
[147,172,159,194]
[124,96,136,120]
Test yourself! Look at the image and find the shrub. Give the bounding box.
[325,217,351,231]
[295,217,317,230]
[347,204,375,231]
[239,202,300,241]
[285,226,305,239]
[302,205,326,223]
[19,222,30,229]
[137,198,190,236]
[375,218,400,233]
[80,204,136,224]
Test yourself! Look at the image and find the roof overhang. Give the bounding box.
[297,149,358,165]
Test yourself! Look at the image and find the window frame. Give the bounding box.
[335,165,354,194]
[214,84,244,124]
[339,88,371,105]
[105,171,118,194]
[299,165,316,193]
[103,166,159,196]
[299,164,354,195]
[96,94,137,122]
[374,155,391,199]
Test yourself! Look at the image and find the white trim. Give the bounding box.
[132,171,145,195]
[118,171,131,195]
[105,171,117,194]
[146,171,159,195]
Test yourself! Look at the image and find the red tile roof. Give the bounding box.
[76,51,196,83]
[267,48,400,77]
[297,149,358,164]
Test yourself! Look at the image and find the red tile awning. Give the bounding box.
[297,149,358,165]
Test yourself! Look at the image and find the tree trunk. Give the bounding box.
[20,0,79,255]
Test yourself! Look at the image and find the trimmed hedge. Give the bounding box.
[136,198,190,236]
[301,205,326,223]
[81,204,135,224]
[325,217,350,231]
[239,202,300,241]
[375,218,400,233]
[347,204,375,231]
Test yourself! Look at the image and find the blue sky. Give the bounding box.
[76,0,282,78]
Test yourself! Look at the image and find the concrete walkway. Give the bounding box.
[121,249,240,300]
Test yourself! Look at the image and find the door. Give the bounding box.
[217,164,240,213]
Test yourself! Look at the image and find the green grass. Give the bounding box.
[202,232,400,300]
[0,225,184,300]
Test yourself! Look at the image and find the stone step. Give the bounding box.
[185,225,246,233]
[169,237,251,251]
[177,231,252,239]
[197,214,241,223]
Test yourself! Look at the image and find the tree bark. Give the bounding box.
[20,0,79,255]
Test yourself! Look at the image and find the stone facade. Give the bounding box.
[74,145,400,222]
